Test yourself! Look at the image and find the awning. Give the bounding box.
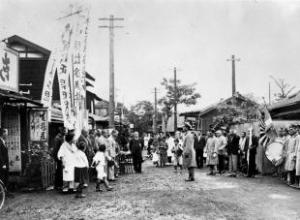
[0,89,42,106]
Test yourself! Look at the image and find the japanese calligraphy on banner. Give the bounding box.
[57,21,75,129]
[41,5,89,131]
[0,44,19,92]
[41,51,58,107]
[70,9,89,135]
[30,109,49,142]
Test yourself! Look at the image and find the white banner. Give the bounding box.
[0,44,19,92]
[41,51,58,107]
[57,20,75,129]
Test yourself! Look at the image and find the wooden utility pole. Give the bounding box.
[99,15,124,128]
[174,67,177,132]
[227,55,240,96]
[153,87,158,134]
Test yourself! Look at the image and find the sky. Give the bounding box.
[1,0,300,112]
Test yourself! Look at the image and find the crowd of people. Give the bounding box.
[147,123,260,181]
[51,127,144,198]
[146,122,300,187]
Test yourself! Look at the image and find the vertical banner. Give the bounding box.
[57,20,76,129]
[41,5,90,131]
[41,51,58,108]
[69,8,89,136]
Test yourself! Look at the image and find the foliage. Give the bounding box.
[270,76,296,101]
[213,93,261,129]
[127,100,154,133]
[158,77,201,119]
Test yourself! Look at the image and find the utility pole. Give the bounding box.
[227,55,240,96]
[174,67,177,132]
[153,87,158,134]
[99,15,124,128]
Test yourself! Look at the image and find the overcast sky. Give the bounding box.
[1,0,300,111]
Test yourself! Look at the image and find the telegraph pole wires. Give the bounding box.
[99,15,124,129]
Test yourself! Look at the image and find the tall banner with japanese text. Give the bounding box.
[40,5,89,132]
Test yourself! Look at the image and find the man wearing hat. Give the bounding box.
[182,122,197,181]
[215,130,227,175]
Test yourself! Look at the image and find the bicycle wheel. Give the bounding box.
[0,183,5,210]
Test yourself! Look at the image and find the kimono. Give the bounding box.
[182,132,197,168]
[205,137,218,166]
[284,135,298,172]
[57,142,78,182]
[172,142,183,166]
[93,151,111,179]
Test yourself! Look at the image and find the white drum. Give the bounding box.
[265,141,284,166]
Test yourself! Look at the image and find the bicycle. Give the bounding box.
[0,178,6,210]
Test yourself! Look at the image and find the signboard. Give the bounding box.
[3,107,21,172]
[0,44,19,92]
[30,109,49,142]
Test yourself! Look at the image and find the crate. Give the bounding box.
[118,154,134,175]
[41,159,56,189]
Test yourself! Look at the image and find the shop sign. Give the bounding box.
[30,109,48,141]
[0,45,19,92]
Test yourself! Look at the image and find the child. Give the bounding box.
[158,137,168,167]
[172,139,183,173]
[74,142,89,198]
[92,144,113,192]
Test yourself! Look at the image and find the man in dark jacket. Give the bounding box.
[245,130,259,178]
[129,131,144,173]
[227,129,240,177]
[194,132,206,168]
[77,128,94,165]
[0,128,9,187]
[52,127,66,190]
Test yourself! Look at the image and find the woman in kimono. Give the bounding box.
[205,130,218,175]
[58,130,78,192]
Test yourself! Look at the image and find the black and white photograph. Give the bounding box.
[1,0,300,219]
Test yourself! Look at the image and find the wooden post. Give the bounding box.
[99,15,124,128]
[174,67,177,132]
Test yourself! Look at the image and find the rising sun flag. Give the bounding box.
[259,106,277,148]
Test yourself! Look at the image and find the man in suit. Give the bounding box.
[0,128,9,188]
[129,132,144,173]
[194,131,206,169]
[246,129,259,178]
[227,129,240,177]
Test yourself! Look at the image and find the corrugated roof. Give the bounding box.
[269,91,300,110]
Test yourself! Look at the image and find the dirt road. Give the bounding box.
[1,161,300,220]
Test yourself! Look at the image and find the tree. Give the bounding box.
[127,100,154,134]
[270,76,296,101]
[158,77,201,130]
[213,93,261,129]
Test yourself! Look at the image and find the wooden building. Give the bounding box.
[269,91,300,120]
